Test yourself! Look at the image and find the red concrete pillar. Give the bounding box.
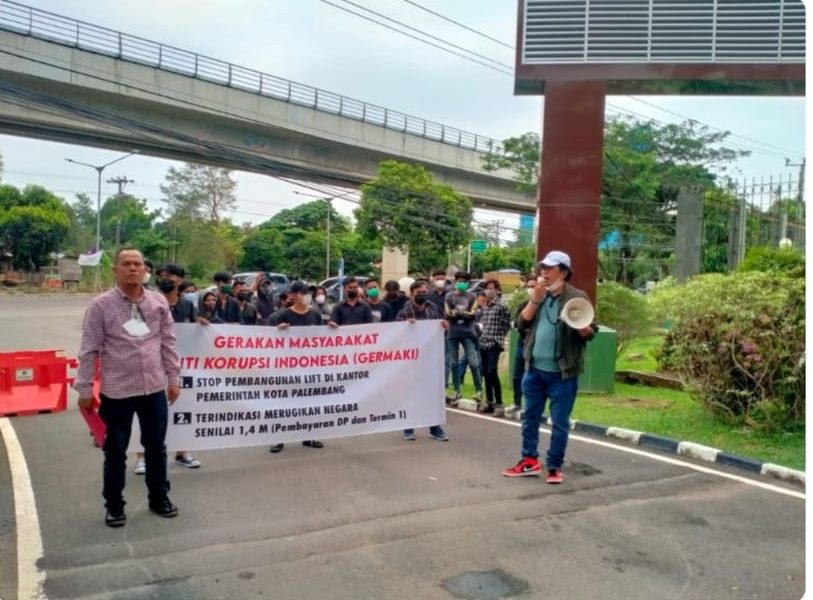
[536,80,606,303]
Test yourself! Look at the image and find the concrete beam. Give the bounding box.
[0,31,532,211]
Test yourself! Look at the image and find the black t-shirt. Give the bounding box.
[239,302,258,325]
[215,296,241,323]
[330,300,373,325]
[170,298,196,323]
[367,300,392,323]
[273,307,322,327]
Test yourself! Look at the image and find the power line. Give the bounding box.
[333,0,512,70]
[315,0,513,76]
[396,0,514,49]
[624,96,805,159]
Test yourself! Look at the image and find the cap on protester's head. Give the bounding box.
[289,281,314,295]
[538,250,572,271]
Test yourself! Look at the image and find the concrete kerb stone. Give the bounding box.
[452,397,804,486]
[761,463,806,485]
[677,441,721,463]
[606,427,643,445]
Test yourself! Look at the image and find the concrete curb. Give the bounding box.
[453,402,804,486]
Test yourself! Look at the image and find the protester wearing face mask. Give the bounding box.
[267,281,325,453]
[365,278,393,323]
[253,274,276,321]
[134,264,202,474]
[213,272,241,324]
[427,270,449,314]
[396,279,449,442]
[328,277,373,327]
[444,271,483,403]
[178,281,199,309]
[476,279,511,417]
[264,290,295,326]
[156,264,196,325]
[383,279,408,317]
[236,289,258,325]
[503,251,597,483]
[199,292,223,324]
[506,274,540,417]
[311,285,332,324]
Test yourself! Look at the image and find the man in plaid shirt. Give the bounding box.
[75,248,181,527]
[477,279,511,416]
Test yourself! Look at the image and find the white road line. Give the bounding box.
[449,409,806,501]
[0,418,47,600]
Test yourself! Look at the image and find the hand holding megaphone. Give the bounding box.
[560,297,594,331]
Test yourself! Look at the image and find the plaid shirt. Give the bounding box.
[74,286,180,399]
[479,299,511,350]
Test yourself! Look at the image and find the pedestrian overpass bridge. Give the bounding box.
[0,0,532,212]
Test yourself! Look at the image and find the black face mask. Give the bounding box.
[237,292,251,302]
[413,293,428,305]
[346,289,359,299]
[158,279,176,294]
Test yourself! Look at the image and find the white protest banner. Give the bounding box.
[129,320,445,451]
[77,250,103,267]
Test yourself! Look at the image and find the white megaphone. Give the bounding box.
[561,297,594,330]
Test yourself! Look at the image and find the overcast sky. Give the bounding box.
[0,0,806,237]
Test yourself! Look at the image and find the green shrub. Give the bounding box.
[649,272,805,432]
[596,282,654,357]
[738,246,805,278]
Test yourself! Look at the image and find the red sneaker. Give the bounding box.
[502,457,541,477]
[545,468,564,484]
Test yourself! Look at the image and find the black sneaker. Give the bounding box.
[149,498,179,518]
[302,440,324,448]
[269,443,285,453]
[105,508,126,528]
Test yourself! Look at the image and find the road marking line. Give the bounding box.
[0,418,47,600]
[449,409,805,500]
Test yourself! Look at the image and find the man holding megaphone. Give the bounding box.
[502,250,597,484]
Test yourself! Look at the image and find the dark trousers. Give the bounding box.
[99,391,170,510]
[512,334,527,407]
[480,346,503,405]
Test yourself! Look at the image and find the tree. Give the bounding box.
[72,193,97,230]
[160,164,237,224]
[483,116,749,286]
[240,226,287,273]
[0,205,70,269]
[264,200,350,236]
[355,160,473,274]
[99,194,161,247]
[481,132,540,193]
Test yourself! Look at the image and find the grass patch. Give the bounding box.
[456,371,804,471]
[616,335,664,372]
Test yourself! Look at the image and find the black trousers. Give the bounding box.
[99,391,170,510]
[480,346,503,405]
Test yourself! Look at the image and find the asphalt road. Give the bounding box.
[0,294,806,600]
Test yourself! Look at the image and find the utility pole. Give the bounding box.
[785,157,805,202]
[107,176,134,248]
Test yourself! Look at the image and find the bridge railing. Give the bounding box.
[0,0,503,156]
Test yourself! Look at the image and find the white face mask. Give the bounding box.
[301,294,312,306]
[485,289,498,299]
[142,273,151,285]
[183,292,197,304]
[526,288,535,298]
[546,277,564,293]
[433,279,445,289]
[315,294,326,305]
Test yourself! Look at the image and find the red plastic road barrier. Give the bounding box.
[80,372,106,448]
[0,350,77,416]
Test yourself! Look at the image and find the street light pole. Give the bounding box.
[65,150,140,255]
[65,150,139,289]
[325,197,332,280]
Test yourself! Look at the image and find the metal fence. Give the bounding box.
[0,0,503,155]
